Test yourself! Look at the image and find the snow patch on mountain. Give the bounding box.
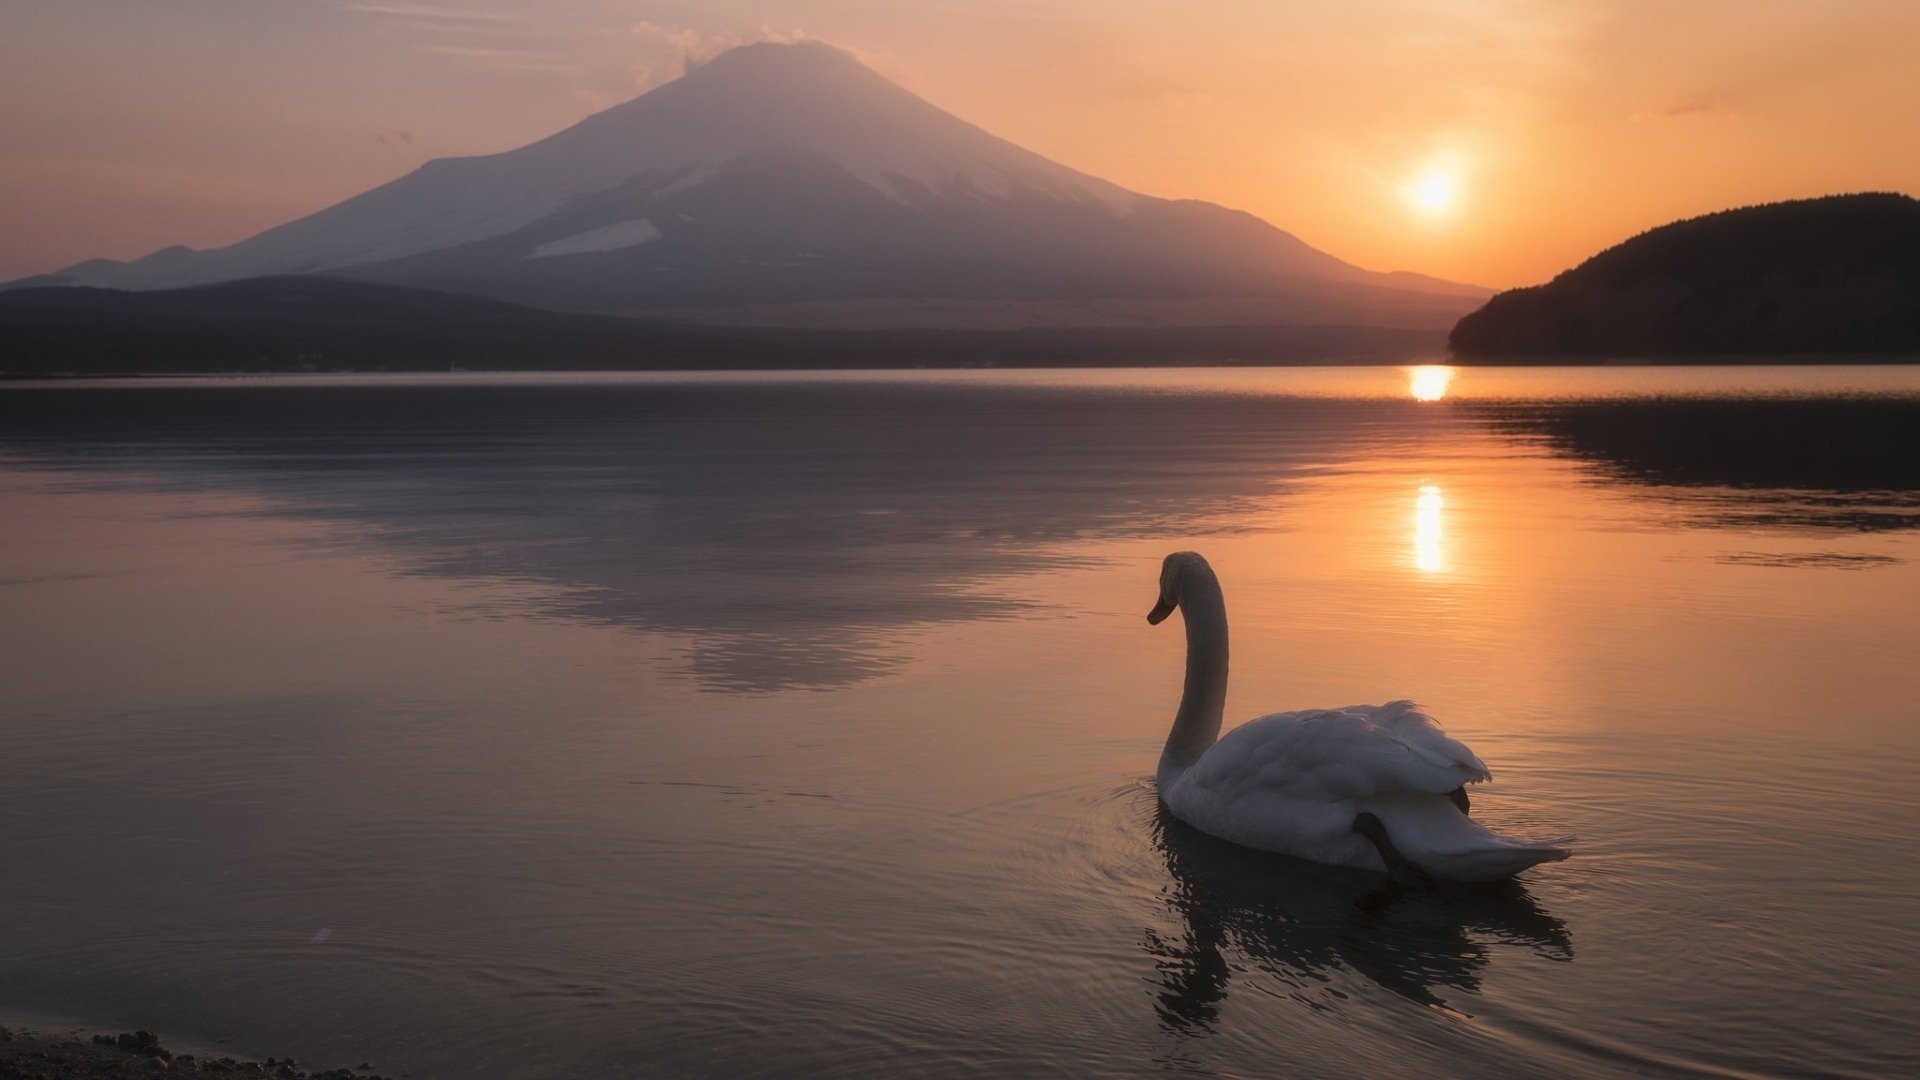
[526,220,661,259]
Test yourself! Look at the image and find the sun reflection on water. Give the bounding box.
[1408,365,1456,402]
[1415,484,1444,573]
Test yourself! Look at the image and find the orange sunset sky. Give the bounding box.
[2,0,1916,288]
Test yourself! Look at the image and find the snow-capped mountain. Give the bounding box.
[15,41,1485,328]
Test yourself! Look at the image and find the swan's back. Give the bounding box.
[1161,701,1570,880]
[1182,701,1488,799]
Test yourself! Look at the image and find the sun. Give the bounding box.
[1413,173,1454,210]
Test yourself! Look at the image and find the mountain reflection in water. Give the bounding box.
[7,376,1919,691]
[1471,396,1920,532]
[0,382,1445,690]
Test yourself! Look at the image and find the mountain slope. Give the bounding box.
[1449,193,1920,360]
[13,42,1483,329]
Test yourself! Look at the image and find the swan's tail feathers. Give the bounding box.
[1438,836,1575,882]
[1357,792,1573,882]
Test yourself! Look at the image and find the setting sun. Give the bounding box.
[1414,173,1454,210]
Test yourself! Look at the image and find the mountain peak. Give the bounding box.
[687,39,870,80]
[622,39,909,126]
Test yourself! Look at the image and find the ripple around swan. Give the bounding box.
[951,771,1919,1080]
[918,777,1572,1072]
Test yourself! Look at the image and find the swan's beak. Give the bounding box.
[1146,597,1175,625]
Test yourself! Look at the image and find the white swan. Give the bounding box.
[1148,551,1571,882]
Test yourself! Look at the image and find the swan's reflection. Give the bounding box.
[1145,804,1571,1031]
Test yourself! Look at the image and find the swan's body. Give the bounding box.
[1149,552,1571,882]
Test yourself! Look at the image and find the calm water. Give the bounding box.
[2,367,1917,1079]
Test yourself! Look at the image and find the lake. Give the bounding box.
[1,366,1916,1078]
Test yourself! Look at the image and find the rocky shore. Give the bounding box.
[0,1025,396,1080]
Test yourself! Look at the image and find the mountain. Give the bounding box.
[0,277,1449,376]
[10,41,1484,332]
[1449,193,1920,361]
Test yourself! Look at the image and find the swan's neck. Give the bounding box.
[1159,570,1228,783]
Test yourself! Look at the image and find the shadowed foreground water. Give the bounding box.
[1,367,1917,1078]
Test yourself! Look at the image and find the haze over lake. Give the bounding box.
[2,367,1917,1078]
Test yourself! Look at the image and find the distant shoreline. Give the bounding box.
[11,272,1916,378]
[6,355,1920,382]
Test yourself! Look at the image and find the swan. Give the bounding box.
[1148,551,1572,882]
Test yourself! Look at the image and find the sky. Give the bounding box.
[2,0,1917,288]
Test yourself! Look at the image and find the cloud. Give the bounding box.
[409,43,575,72]
[342,2,516,22]
[630,21,744,71]
[343,0,542,67]
[342,4,822,86]
[376,130,415,146]
[1633,99,1716,122]
[629,22,819,80]
[1660,100,1714,117]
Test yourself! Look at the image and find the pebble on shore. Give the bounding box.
[0,1024,398,1080]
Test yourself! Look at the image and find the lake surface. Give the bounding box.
[2,366,1917,1079]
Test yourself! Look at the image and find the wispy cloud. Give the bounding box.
[1633,99,1716,122]
[342,1,612,75]
[409,42,576,72]
[629,20,741,59]
[342,2,518,23]
[631,23,814,67]
[338,3,815,85]
[376,130,415,146]
[627,22,817,87]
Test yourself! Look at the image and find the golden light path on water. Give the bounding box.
[1409,366,1452,574]
[1415,484,1445,573]
[1407,364,1456,401]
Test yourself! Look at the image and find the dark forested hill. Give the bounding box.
[0,277,1443,375]
[1449,193,1920,361]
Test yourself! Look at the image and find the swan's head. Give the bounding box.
[1148,551,1212,625]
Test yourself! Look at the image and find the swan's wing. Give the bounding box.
[1355,699,1492,790]
[1192,700,1490,801]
